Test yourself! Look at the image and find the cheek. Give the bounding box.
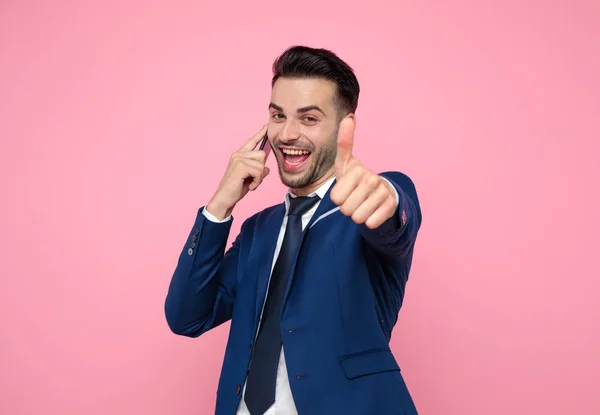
[267,127,284,148]
[314,132,338,153]
[267,121,280,137]
[309,126,336,147]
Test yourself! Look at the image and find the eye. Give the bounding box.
[303,116,319,124]
[271,113,285,121]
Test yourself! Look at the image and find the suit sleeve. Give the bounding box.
[164,207,245,337]
[359,171,422,260]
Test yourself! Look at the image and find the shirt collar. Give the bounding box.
[284,175,336,210]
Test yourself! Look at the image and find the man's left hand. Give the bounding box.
[329,117,398,229]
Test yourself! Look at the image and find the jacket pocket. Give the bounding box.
[339,348,400,380]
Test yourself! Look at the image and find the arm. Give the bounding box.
[164,207,244,337]
[359,171,422,260]
[330,118,421,260]
[164,125,271,337]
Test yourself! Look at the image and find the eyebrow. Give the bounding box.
[269,102,327,117]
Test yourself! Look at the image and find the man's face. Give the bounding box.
[268,77,340,190]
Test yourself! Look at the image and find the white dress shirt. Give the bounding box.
[202,176,399,414]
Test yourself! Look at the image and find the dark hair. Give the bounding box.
[271,45,360,117]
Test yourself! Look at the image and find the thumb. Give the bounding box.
[335,117,355,176]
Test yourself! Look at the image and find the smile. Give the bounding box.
[280,147,312,172]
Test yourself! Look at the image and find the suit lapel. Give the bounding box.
[281,179,338,310]
[307,179,338,229]
[253,179,340,328]
[253,203,286,329]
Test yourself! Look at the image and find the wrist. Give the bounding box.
[206,198,234,221]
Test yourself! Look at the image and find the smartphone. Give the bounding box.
[245,132,271,189]
[257,131,272,161]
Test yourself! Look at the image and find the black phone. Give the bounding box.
[258,132,272,160]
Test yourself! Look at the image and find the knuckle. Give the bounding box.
[348,163,360,175]
[366,174,380,187]
[378,186,389,200]
[351,212,365,224]
[366,216,380,229]
[330,189,340,204]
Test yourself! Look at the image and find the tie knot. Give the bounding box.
[288,195,320,217]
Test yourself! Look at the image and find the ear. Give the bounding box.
[342,112,356,124]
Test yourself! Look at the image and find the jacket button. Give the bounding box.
[187,248,193,256]
[236,385,241,395]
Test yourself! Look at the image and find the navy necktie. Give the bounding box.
[244,194,320,415]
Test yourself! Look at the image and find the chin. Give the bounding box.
[278,167,312,189]
[281,174,309,189]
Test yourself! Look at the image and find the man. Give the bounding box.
[165,45,422,414]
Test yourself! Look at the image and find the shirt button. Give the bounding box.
[187,248,193,256]
[236,385,241,395]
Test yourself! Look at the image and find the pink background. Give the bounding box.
[1,1,599,414]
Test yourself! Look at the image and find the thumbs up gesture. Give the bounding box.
[329,117,398,229]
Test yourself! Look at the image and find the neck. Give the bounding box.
[289,169,335,197]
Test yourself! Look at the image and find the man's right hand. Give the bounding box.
[206,125,271,220]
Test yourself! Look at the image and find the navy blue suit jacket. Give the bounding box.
[165,171,422,414]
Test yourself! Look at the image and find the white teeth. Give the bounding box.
[282,149,310,155]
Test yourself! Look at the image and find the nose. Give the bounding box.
[278,119,301,143]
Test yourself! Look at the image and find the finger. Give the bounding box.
[335,117,355,176]
[249,166,270,191]
[239,160,268,190]
[235,150,267,163]
[364,197,397,229]
[240,124,269,151]
[339,175,381,218]
[350,184,389,224]
[330,164,363,207]
[237,158,265,176]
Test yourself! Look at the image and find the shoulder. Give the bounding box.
[239,202,285,230]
